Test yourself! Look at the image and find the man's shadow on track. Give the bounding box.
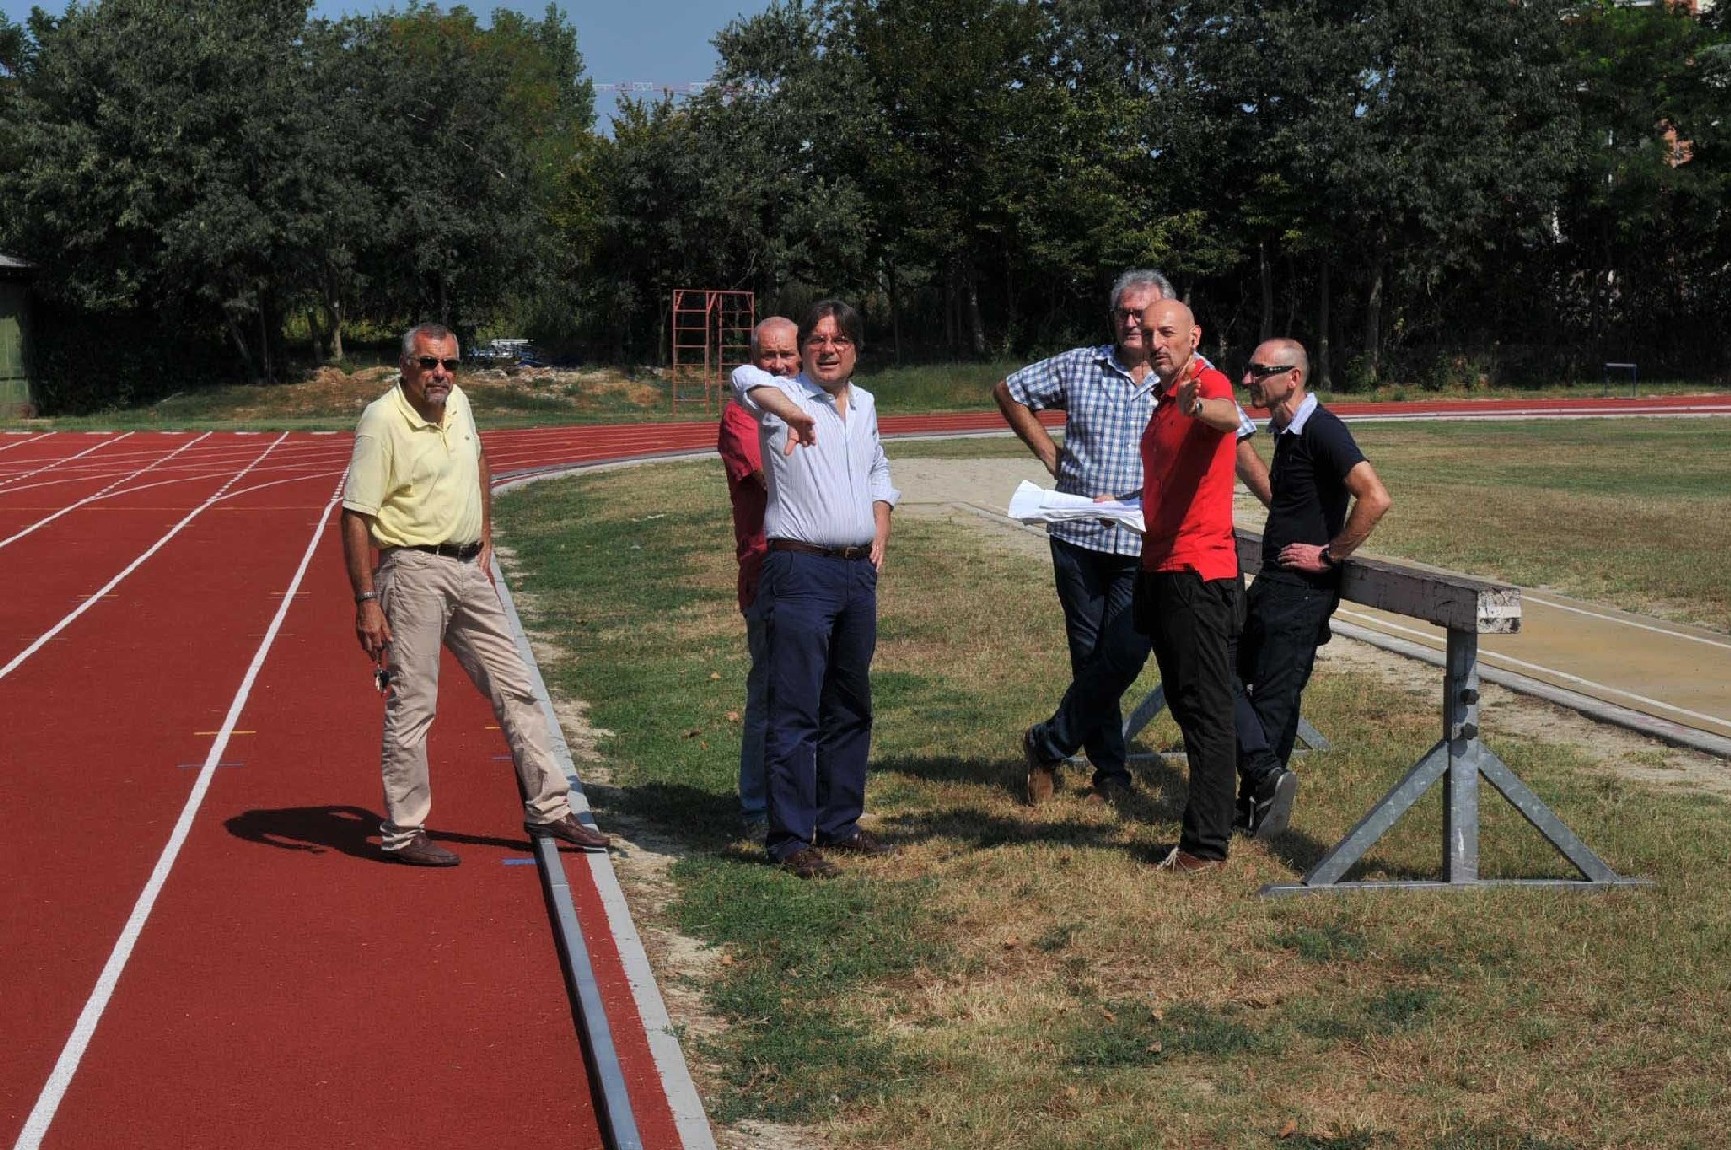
[225,805,525,861]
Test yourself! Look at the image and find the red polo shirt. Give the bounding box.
[1139,364,1239,579]
[717,399,768,612]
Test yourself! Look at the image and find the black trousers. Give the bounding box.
[1136,569,1243,861]
[1236,570,1339,787]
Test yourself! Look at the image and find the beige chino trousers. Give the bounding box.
[374,547,572,850]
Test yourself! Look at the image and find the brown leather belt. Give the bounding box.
[401,540,483,560]
[769,539,872,560]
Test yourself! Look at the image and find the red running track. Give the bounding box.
[4,391,1729,1149]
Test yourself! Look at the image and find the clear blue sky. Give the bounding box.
[0,1,773,129]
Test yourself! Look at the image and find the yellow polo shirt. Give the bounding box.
[341,381,484,549]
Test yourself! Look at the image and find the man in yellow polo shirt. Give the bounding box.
[340,322,609,866]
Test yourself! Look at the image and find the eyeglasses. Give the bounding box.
[413,356,461,372]
[804,335,855,350]
[1111,308,1144,322]
[1245,363,1295,379]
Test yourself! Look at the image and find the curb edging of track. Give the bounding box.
[493,457,719,1150]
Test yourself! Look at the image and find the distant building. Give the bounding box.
[0,254,35,418]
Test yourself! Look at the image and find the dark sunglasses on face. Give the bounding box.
[414,356,461,372]
[1245,363,1295,379]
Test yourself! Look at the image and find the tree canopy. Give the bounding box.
[0,0,1726,411]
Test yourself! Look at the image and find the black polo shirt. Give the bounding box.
[1260,397,1365,586]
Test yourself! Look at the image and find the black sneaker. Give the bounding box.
[1232,792,1256,836]
[1249,768,1299,841]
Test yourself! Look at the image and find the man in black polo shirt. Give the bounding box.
[1234,338,1391,839]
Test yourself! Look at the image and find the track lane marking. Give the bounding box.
[12,483,341,1150]
[0,433,290,683]
[0,433,133,491]
[0,433,213,552]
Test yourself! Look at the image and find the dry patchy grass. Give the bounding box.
[495,449,1731,1150]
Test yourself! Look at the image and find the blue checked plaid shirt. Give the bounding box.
[1006,345,1255,557]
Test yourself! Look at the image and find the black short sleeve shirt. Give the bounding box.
[1261,402,1366,583]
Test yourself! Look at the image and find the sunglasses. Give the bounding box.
[1245,363,1295,379]
[413,356,461,372]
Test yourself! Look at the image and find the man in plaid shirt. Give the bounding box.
[994,270,1268,806]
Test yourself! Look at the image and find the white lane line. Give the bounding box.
[0,433,132,491]
[1522,594,1731,652]
[213,469,349,504]
[0,433,213,552]
[0,432,52,455]
[1335,607,1731,732]
[11,484,341,1150]
[0,433,289,683]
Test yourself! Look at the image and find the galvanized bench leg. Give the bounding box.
[1263,628,1648,896]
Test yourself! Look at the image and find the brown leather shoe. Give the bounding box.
[1154,846,1224,874]
[527,813,611,852]
[780,846,839,879]
[824,829,896,857]
[1024,727,1059,805]
[386,831,460,867]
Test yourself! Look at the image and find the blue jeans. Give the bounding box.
[759,549,878,861]
[1236,570,1339,786]
[1032,537,1145,785]
[739,602,769,822]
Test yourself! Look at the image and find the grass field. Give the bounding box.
[4,356,1724,430]
[493,419,1731,1150]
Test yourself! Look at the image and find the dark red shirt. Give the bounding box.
[717,398,768,612]
[1139,364,1239,580]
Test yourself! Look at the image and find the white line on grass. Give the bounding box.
[12,485,341,1150]
[0,433,289,683]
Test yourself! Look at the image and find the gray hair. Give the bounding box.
[400,322,457,359]
[749,316,797,359]
[1109,269,1176,311]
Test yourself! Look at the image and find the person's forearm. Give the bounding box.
[1329,464,1391,559]
[1189,395,1243,435]
[1329,494,1389,559]
[873,500,892,546]
[992,380,1060,476]
[1235,440,1271,507]
[479,450,492,542]
[748,384,808,427]
[341,509,377,596]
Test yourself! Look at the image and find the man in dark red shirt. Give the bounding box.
[1133,299,1247,872]
[717,316,800,829]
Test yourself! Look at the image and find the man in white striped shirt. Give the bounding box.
[731,300,900,878]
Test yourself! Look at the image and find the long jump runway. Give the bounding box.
[3,393,1728,1149]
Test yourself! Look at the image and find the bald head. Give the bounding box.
[750,316,800,378]
[1243,337,1310,415]
[1140,299,1201,384]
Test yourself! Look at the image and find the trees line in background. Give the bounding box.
[2,0,1729,412]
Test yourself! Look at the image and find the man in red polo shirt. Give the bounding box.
[1133,299,1246,873]
[717,316,801,831]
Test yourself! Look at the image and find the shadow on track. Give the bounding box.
[225,805,527,860]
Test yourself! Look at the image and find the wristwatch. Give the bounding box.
[355,591,379,604]
[1317,548,1336,568]
[1188,397,1204,418]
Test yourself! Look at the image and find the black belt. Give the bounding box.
[770,539,872,560]
[402,540,483,560]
